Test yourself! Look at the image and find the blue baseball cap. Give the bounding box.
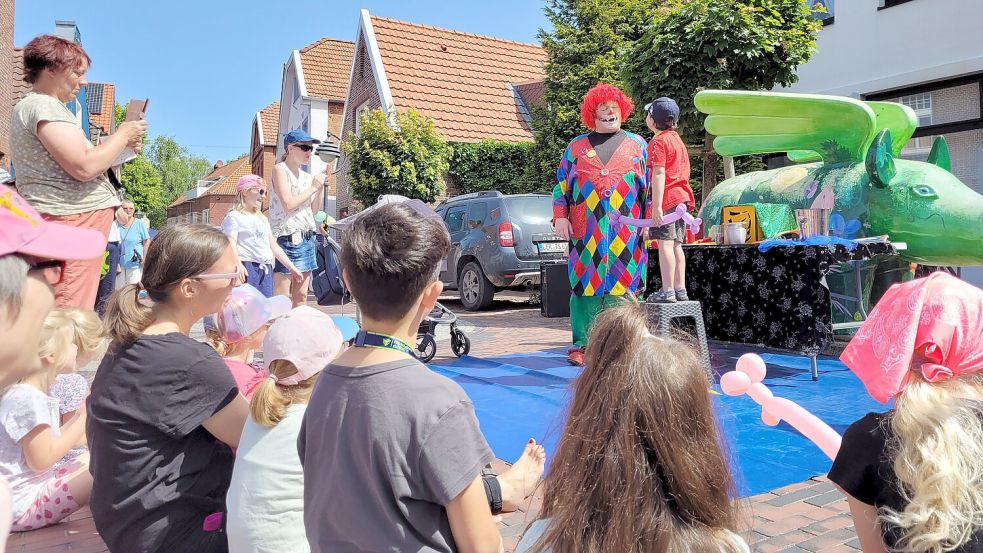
[283,129,321,148]
[645,97,680,129]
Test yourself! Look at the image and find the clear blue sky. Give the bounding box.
[14,1,551,162]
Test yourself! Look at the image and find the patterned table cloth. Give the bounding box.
[646,243,897,356]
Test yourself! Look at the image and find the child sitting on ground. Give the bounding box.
[298,201,545,553]
[204,284,291,401]
[645,97,695,303]
[515,302,749,553]
[45,308,105,467]
[226,305,354,552]
[0,309,95,531]
[830,272,983,552]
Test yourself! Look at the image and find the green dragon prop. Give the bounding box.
[695,90,983,266]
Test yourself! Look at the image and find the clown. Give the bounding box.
[552,83,651,366]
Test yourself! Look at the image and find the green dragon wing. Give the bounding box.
[695,90,877,164]
[786,100,917,163]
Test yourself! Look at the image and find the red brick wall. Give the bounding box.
[207,196,234,226]
[336,35,383,212]
[0,0,14,168]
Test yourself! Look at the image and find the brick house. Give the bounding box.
[335,10,546,214]
[165,155,251,226]
[277,37,354,216]
[249,101,279,186]
[0,0,13,168]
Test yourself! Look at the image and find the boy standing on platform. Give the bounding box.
[646,97,695,303]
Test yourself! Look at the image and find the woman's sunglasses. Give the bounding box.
[291,144,314,152]
[28,258,66,286]
[246,188,267,196]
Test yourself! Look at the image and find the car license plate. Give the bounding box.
[539,242,566,254]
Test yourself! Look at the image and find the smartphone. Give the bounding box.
[126,99,149,121]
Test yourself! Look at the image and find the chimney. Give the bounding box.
[54,21,81,44]
[214,160,225,170]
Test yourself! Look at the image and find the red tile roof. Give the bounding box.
[87,82,116,134]
[369,15,546,143]
[258,101,280,147]
[168,155,252,208]
[299,38,355,102]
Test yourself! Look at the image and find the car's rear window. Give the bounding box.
[504,196,552,224]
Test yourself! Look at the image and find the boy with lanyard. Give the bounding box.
[298,201,543,553]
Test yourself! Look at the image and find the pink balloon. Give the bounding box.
[735,354,767,382]
[719,354,842,460]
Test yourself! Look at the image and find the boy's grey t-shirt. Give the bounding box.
[299,357,495,553]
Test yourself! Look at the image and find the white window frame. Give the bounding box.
[895,92,933,153]
[355,100,371,135]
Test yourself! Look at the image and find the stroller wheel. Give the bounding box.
[416,334,437,363]
[451,330,471,357]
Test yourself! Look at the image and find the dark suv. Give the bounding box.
[435,191,566,311]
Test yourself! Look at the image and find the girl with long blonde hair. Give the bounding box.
[515,302,748,553]
[221,174,301,297]
[831,272,983,553]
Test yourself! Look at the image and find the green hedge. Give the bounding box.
[448,140,544,195]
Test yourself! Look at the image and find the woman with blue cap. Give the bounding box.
[270,129,323,307]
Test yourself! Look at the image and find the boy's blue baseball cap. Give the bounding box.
[645,97,680,128]
[283,129,321,148]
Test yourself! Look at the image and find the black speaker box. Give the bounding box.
[540,262,571,318]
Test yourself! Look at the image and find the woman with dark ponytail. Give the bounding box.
[88,224,249,553]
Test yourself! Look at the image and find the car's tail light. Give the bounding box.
[498,222,515,247]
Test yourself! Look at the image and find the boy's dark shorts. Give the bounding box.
[651,204,687,242]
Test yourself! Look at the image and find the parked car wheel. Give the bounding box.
[459,261,495,311]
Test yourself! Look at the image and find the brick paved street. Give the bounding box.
[21,293,862,552]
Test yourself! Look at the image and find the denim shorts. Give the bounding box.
[275,232,318,274]
[244,261,275,296]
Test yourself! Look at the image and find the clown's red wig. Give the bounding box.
[580,83,634,130]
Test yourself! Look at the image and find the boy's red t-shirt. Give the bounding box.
[647,130,695,211]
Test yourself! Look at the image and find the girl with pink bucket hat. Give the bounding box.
[220,174,302,298]
[828,273,983,552]
[203,284,292,401]
[225,305,356,552]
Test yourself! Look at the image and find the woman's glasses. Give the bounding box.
[292,144,314,152]
[193,272,244,287]
[28,258,66,286]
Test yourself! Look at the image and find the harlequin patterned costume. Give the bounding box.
[553,132,651,349]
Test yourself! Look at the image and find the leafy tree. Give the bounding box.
[526,0,663,189]
[449,141,541,195]
[342,108,451,206]
[119,156,166,227]
[623,0,821,201]
[146,136,213,203]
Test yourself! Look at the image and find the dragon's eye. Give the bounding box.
[911,185,937,198]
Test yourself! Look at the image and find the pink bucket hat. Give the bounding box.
[840,272,983,403]
[213,284,292,343]
[0,184,106,260]
[263,305,353,386]
[236,174,264,192]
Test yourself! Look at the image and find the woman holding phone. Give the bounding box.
[10,34,147,309]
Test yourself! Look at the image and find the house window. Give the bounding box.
[895,93,934,153]
[355,101,371,135]
[879,0,917,9]
[808,0,834,25]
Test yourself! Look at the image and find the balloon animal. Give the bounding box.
[608,204,703,234]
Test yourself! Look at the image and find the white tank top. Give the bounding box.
[269,162,317,237]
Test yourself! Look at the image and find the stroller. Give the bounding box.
[312,234,471,363]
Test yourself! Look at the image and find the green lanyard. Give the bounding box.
[353,330,414,356]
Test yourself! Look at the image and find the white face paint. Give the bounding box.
[594,101,623,133]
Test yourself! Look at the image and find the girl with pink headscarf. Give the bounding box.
[829,272,983,553]
[220,175,302,297]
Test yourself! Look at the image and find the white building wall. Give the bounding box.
[784,0,983,97]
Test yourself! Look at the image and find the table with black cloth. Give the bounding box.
[646,242,898,379]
